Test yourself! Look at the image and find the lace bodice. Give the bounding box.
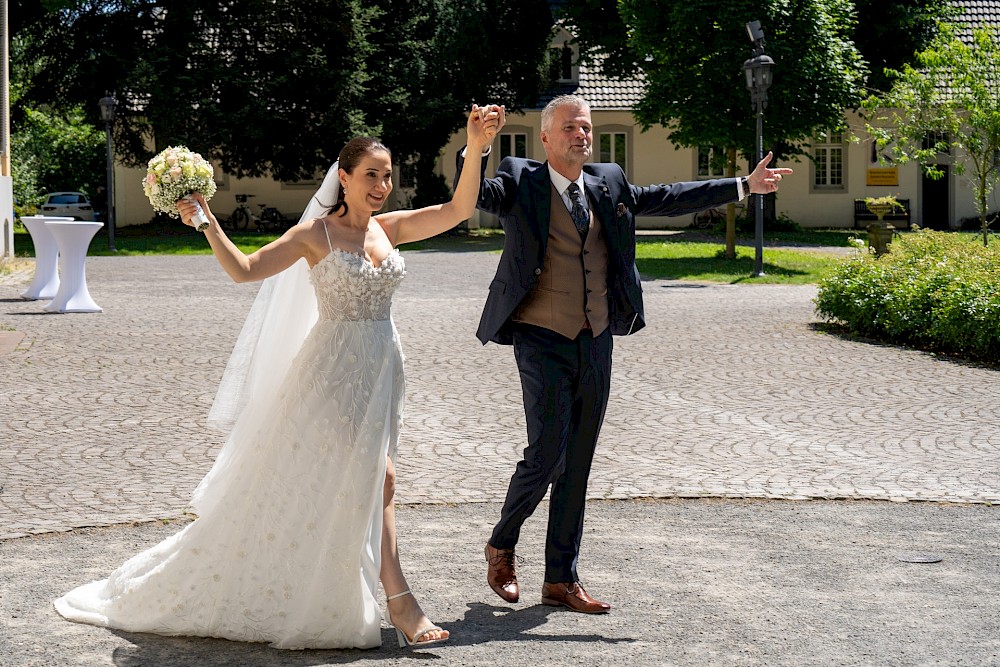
[309,249,405,321]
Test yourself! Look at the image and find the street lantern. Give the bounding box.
[743,54,775,106]
[98,94,115,122]
[98,94,116,251]
[742,21,774,277]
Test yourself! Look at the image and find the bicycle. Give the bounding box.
[691,206,725,229]
[255,202,286,233]
[224,194,256,231]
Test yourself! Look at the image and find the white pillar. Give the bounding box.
[1,0,13,258]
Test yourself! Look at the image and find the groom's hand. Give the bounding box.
[747,151,794,194]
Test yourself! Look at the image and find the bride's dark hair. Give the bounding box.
[323,137,392,217]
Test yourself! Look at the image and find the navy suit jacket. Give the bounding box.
[456,151,741,346]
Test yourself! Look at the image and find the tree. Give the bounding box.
[852,0,955,93]
[11,105,104,203]
[7,48,104,211]
[558,0,866,256]
[358,0,554,206]
[864,23,1000,246]
[561,0,865,161]
[15,0,375,182]
[12,0,553,202]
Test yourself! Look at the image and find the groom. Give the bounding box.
[456,94,792,613]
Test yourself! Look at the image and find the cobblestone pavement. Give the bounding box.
[1,251,999,540]
[2,251,1000,667]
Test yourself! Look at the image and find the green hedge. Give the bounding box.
[815,229,1000,361]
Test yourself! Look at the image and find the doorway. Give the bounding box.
[921,165,950,229]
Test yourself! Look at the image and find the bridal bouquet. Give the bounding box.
[143,145,217,231]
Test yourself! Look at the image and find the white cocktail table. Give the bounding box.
[20,215,73,300]
[43,221,104,313]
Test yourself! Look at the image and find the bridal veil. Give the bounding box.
[205,162,341,432]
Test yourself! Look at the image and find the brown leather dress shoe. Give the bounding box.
[485,543,520,603]
[541,581,611,614]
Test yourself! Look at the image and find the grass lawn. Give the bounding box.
[9,222,854,284]
[635,239,842,284]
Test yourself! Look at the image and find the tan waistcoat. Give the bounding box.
[512,183,610,339]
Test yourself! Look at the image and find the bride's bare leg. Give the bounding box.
[380,456,449,643]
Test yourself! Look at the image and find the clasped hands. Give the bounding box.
[747,151,794,194]
[468,103,506,147]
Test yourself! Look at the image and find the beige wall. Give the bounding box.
[115,113,996,231]
[435,108,998,230]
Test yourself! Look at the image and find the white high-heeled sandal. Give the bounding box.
[385,589,449,649]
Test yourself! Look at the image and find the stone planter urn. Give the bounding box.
[866,202,896,221]
[866,221,895,256]
[864,197,901,256]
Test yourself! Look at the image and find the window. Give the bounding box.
[281,177,318,190]
[547,42,574,82]
[599,132,627,172]
[559,41,573,80]
[922,131,950,154]
[697,146,725,177]
[212,160,229,190]
[499,133,527,160]
[48,194,86,205]
[814,130,844,188]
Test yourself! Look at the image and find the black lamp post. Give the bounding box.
[742,20,774,277]
[98,93,117,252]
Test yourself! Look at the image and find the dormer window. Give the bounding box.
[548,34,577,84]
[560,41,572,80]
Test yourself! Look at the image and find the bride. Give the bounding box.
[54,104,505,650]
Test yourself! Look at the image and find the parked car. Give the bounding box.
[40,192,96,221]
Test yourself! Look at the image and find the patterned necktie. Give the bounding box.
[566,182,589,237]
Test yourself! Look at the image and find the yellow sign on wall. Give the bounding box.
[867,168,899,186]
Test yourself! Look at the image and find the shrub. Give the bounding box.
[957,211,998,231]
[815,229,1000,361]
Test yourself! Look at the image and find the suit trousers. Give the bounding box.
[490,323,613,583]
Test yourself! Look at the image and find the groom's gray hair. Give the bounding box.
[541,94,591,133]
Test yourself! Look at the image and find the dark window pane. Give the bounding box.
[500,135,512,160]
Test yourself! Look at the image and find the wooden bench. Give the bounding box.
[854,198,911,229]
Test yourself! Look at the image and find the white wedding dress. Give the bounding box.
[55,244,407,650]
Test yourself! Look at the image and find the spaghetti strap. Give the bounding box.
[321,218,334,253]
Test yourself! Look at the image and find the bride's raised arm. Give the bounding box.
[377,104,505,247]
[176,194,318,284]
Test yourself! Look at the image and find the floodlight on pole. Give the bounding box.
[98,94,117,252]
[742,21,774,277]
